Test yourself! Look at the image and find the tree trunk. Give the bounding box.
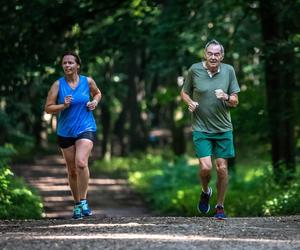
[260,0,296,182]
[170,100,186,155]
[100,103,111,158]
[113,106,127,156]
[127,48,147,152]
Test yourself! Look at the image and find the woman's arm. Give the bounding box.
[44,81,71,114]
[87,77,102,110]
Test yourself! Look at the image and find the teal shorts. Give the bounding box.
[192,131,235,159]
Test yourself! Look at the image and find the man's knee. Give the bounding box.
[199,160,212,174]
[216,160,228,176]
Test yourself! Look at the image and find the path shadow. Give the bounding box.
[11,155,151,219]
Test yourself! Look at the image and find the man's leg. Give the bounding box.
[198,156,213,193]
[215,158,228,206]
[61,146,80,203]
[197,156,213,213]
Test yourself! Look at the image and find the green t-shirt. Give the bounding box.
[182,62,240,133]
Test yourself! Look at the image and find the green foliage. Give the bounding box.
[263,179,300,216]
[92,153,165,178]
[93,153,300,217]
[129,157,199,215]
[0,1,299,179]
[0,144,16,167]
[7,131,35,162]
[0,145,43,219]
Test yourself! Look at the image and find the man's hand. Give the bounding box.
[215,89,229,101]
[188,101,199,112]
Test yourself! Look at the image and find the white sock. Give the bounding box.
[202,188,210,194]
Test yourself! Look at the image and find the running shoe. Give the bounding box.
[81,199,92,216]
[214,205,227,220]
[197,187,212,214]
[72,204,82,219]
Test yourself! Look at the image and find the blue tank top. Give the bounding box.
[57,75,96,137]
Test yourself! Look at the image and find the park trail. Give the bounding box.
[4,153,300,250]
[10,154,150,219]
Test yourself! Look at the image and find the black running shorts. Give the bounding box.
[57,131,96,149]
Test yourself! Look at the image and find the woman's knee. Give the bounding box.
[68,167,77,178]
[76,158,88,169]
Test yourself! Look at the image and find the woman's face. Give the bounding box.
[62,55,80,75]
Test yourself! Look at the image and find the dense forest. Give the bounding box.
[0,1,299,183]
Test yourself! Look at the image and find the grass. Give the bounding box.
[91,146,300,217]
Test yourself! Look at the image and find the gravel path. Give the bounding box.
[4,155,300,249]
[1,216,299,249]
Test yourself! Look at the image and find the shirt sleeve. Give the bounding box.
[182,67,193,96]
[228,66,240,94]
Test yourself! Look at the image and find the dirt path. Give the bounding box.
[1,216,299,249]
[10,154,150,218]
[4,155,300,249]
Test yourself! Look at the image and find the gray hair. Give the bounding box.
[205,39,224,56]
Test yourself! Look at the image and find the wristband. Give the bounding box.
[92,99,98,106]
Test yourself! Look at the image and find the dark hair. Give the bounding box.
[205,39,224,56]
[60,51,82,66]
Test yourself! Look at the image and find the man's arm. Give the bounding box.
[215,90,239,108]
[226,93,238,107]
[180,89,199,112]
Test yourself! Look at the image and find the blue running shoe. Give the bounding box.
[72,204,82,219]
[197,187,212,214]
[214,205,227,220]
[81,199,92,216]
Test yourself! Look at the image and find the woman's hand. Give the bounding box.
[64,95,73,109]
[86,99,98,111]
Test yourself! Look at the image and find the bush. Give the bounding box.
[92,153,300,217]
[263,180,300,216]
[0,144,44,219]
[91,153,165,178]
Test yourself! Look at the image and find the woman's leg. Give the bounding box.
[61,146,80,203]
[75,139,93,200]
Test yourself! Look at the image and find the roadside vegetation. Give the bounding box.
[92,147,300,217]
[0,145,43,219]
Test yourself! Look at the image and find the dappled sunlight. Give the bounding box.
[10,154,150,218]
[243,168,265,182]
[12,233,299,244]
[47,223,156,228]
[44,196,73,202]
[29,165,66,175]
[89,178,127,185]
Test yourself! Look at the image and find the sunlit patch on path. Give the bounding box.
[1,217,299,250]
[11,155,150,219]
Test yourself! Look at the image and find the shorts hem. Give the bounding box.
[215,155,235,159]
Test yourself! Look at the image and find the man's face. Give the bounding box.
[204,44,223,70]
